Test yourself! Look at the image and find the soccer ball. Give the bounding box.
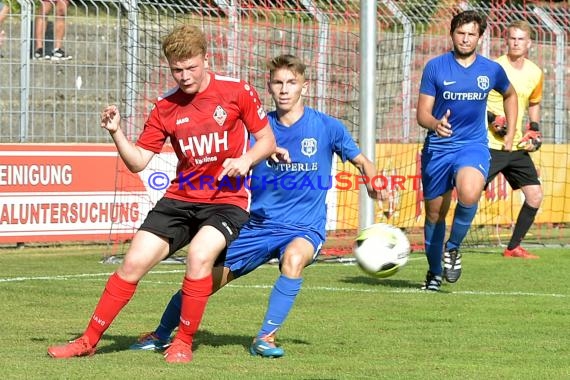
[353,223,410,278]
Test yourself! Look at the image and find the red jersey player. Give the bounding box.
[47,24,276,363]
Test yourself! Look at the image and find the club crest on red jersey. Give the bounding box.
[213,105,228,126]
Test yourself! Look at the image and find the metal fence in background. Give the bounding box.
[1,0,124,142]
[0,0,567,144]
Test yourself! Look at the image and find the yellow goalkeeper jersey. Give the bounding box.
[486,54,543,150]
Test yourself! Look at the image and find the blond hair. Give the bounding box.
[507,20,533,38]
[162,25,208,62]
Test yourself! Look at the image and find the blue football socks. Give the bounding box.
[258,275,303,337]
[424,220,446,275]
[155,290,182,340]
[446,201,478,251]
[153,274,307,340]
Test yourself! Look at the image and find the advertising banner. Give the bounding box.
[0,144,149,243]
[334,144,570,229]
[1,143,568,243]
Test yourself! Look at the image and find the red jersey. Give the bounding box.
[136,72,268,211]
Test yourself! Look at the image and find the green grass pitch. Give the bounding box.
[0,245,568,379]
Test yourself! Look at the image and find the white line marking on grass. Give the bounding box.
[0,269,567,299]
[0,270,185,283]
[0,272,113,282]
[222,284,568,298]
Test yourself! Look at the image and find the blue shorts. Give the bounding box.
[421,143,490,200]
[222,221,324,278]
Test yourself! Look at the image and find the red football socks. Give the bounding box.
[83,272,137,346]
[174,275,213,345]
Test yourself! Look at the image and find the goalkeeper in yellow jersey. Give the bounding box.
[486,20,543,259]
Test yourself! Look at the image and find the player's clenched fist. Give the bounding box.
[434,109,452,138]
[101,105,121,134]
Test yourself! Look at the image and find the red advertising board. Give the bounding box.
[0,144,151,243]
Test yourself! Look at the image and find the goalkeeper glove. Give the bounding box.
[487,111,507,137]
[517,122,542,152]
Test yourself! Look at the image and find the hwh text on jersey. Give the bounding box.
[178,131,228,158]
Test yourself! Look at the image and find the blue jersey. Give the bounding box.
[249,106,361,239]
[420,52,511,151]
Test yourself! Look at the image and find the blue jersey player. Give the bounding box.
[130,54,383,357]
[416,11,518,291]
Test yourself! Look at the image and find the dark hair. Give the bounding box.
[450,10,487,36]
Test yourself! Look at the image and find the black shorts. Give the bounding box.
[486,149,540,190]
[139,197,249,257]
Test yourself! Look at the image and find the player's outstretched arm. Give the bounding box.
[101,105,155,173]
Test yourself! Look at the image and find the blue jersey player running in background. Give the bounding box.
[130,54,384,357]
[416,10,518,291]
